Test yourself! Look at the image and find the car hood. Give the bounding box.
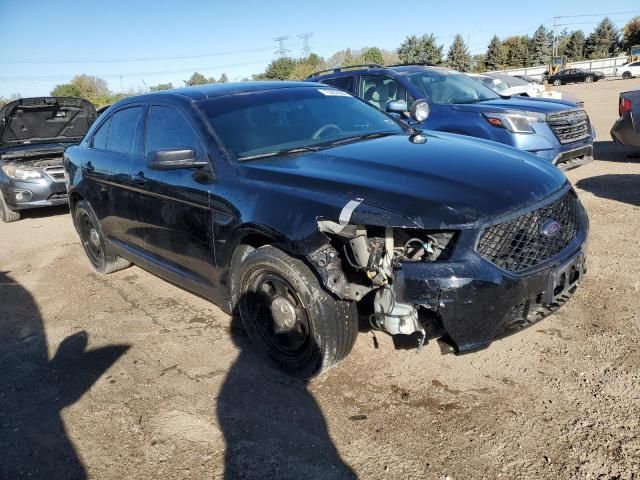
[239,133,567,229]
[451,96,580,115]
[0,97,97,149]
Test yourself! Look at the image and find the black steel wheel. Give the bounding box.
[235,245,358,378]
[74,200,131,274]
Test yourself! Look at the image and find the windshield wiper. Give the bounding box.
[237,146,317,161]
[317,131,401,148]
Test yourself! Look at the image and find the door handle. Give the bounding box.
[84,161,95,173]
[131,172,146,186]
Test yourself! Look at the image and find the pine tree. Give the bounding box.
[485,35,505,70]
[585,17,619,59]
[446,34,472,71]
[219,73,229,83]
[622,16,640,51]
[529,26,552,66]
[398,34,443,65]
[503,35,530,68]
[564,31,586,61]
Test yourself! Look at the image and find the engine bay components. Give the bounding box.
[315,218,455,349]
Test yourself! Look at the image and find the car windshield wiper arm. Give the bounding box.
[318,131,402,148]
[237,146,316,161]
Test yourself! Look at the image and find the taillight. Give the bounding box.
[619,98,632,116]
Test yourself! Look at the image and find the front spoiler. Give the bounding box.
[552,145,594,171]
[394,242,587,353]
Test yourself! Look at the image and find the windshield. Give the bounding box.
[405,69,500,104]
[475,75,509,93]
[197,87,404,159]
[490,73,530,87]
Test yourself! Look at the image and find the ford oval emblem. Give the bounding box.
[540,219,561,238]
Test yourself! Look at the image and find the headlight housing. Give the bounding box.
[1,165,44,181]
[483,111,545,134]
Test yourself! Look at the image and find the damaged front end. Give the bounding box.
[308,188,588,354]
[310,199,458,351]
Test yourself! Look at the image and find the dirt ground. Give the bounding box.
[1,78,640,480]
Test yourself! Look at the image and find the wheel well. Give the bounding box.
[221,232,275,289]
[68,191,83,213]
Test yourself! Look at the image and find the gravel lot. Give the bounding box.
[1,78,640,480]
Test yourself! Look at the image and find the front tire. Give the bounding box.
[553,79,561,86]
[0,192,21,223]
[74,200,131,274]
[622,71,631,79]
[585,75,593,83]
[235,245,358,378]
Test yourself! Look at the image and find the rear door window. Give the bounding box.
[105,107,142,154]
[321,76,356,94]
[91,118,111,150]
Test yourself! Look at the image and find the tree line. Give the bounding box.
[1,15,638,107]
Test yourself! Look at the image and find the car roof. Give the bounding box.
[310,64,452,81]
[114,81,322,105]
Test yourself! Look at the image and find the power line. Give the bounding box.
[273,36,290,57]
[0,47,277,65]
[0,60,270,82]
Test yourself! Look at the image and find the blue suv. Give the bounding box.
[308,64,595,169]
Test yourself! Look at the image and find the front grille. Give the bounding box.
[44,166,66,183]
[547,109,591,144]
[477,191,580,273]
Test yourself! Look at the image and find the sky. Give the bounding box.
[1,0,639,97]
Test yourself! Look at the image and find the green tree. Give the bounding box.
[398,34,443,65]
[218,73,229,83]
[254,57,297,80]
[622,16,640,51]
[471,54,486,72]
[184,72,215,86]
[362,47,385,65]
[446,34,472,71]
[564,30,586,61]
[149,82,174,91]
[529,26,552,65]
[585,17,619,59]
[51,83,83,97]
[485,35,505,70]
[502,35,529,68]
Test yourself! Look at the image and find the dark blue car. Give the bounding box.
[64,82,588,377]
[309,64,595,170]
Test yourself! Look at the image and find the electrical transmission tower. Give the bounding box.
[273,36,290,57]
[297,32,314,57]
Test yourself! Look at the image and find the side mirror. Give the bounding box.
[409,100,430,122]
[386,100,408,114]
[147,148,208,170]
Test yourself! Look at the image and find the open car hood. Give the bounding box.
[0,97,97,149]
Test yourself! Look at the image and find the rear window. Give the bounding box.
[105,107,142,154]
[321,76,356,94]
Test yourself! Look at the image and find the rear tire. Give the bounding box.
[234,245,358,378]
[0,192,21,223]
[553,79,561,86]
[585,75,593,83]
[74,200,131,274]
[622,71,631,79]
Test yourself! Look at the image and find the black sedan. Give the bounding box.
[548,68,605,86]
[64,82,588,377]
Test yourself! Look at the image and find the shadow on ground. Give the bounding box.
[0,271,129,480]
[594,141,640,163]
[576,174,640,207]
[216,316,357,480]
[18,204,70,220]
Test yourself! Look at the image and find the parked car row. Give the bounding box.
[312,64,594,170]
[2,66,607,377]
